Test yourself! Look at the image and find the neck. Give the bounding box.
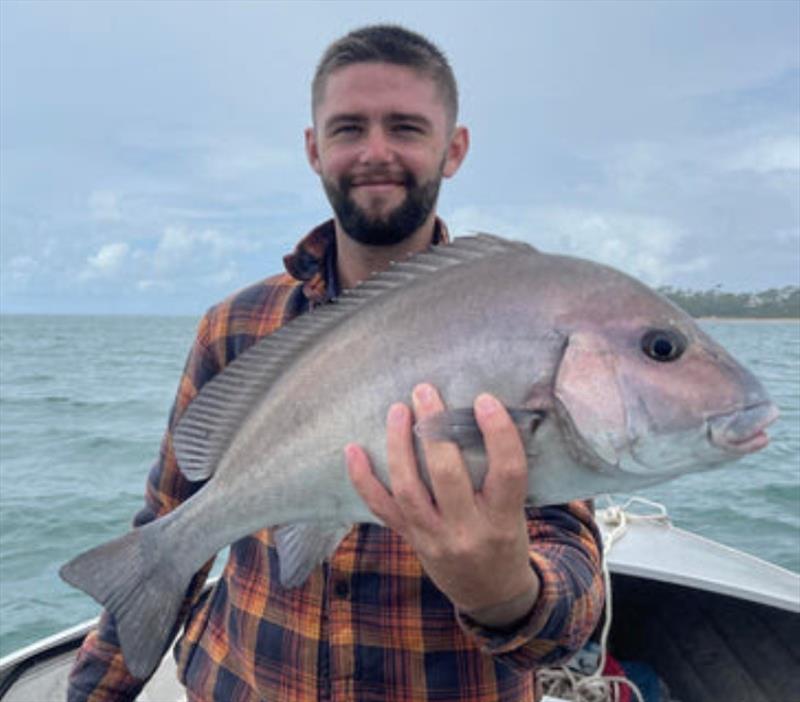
[335,215,438,289]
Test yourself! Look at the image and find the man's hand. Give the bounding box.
[345,383,539,628]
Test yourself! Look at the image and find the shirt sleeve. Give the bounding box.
[67,312,222,702]
[456,500,605,672]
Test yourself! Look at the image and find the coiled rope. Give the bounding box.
[538,496,672,702]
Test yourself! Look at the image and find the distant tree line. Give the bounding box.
[659,286,800,318]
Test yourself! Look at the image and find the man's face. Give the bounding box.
[306,62,468,246]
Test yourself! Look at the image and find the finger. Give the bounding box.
[412,383,475,519]
[345,443,405,531]
[473,393,529,515]
[385,402,438,529]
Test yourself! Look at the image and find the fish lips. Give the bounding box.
[707,401,780,455]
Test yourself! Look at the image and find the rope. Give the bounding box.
[596,495,672,554]
[538,495,672,702]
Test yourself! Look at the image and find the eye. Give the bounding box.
[640,329,687,363]
[390,122,426,138]
[330,124,362,137]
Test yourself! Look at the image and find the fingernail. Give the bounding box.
[476,394,499,416]
[413,383,434,406]
[388,403,407,425]
[344,443,359,464]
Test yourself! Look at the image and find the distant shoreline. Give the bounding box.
[698,316,800,323]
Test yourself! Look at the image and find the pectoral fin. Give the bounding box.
[273,523,354,588]
[414,408,545,448]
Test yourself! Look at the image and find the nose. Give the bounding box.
[359,126,393,164]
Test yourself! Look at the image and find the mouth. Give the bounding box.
[350,171,408,189]
[707,401,780,454]
[351,178,405,190]
[353,182,404,195]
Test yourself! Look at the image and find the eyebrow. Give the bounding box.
[385,113,432,128]
[323,112,433,131]
[323,114,365,130]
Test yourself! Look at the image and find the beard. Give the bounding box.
[322,165,443,247]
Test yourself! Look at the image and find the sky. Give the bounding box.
[1,0,798,315]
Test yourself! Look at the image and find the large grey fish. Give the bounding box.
[60,235,778,678]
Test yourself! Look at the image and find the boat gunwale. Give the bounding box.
[0,619,95,698]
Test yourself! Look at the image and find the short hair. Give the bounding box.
[312,25,459,126]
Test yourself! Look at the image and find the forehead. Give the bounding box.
[316,62,447,123]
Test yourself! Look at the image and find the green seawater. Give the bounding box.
[0,315,798,656]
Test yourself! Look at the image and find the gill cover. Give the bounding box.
[554,331,630,469]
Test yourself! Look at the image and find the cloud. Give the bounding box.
[598,128,800,200]
[135,278,171,292]
[447,205,710,287]
[208,263,240,287]
[775,226,800,244]
[67,224,264,299]
[152,226,260,272]
[723,135,800,174]
[88,190,122,221]
[153,226,196,270]
[203,142,298,181]
[5,255,39,286]
[81,242,130,279]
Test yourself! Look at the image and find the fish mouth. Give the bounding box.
[707,401,780,454]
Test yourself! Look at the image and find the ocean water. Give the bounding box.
[0,315,798,657]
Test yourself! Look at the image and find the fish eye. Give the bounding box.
[641,329,687,363]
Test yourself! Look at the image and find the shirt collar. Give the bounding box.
[283,218,451,305]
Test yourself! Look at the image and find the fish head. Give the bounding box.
[551,288,779,482]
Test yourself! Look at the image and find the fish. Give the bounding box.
[59,234,779,679]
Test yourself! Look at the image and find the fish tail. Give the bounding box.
[59,521,188,679]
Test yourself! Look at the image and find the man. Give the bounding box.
[68,25,603,702]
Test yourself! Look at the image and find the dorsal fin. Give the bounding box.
[172,234,536,481]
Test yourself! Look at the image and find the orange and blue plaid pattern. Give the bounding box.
[68,220,604,702]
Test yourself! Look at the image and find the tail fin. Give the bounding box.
[59,522,188,679]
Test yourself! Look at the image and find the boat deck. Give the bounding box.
[611,573,800,702]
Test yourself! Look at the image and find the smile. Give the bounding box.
[351,179,405,187]
[351,182,405,196]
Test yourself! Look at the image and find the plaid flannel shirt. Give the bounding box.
[68,219,604,702]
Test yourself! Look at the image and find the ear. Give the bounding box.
[442,125,469,178]
[305,127,322,175]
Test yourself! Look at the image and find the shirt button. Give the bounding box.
[333,579,350,599]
